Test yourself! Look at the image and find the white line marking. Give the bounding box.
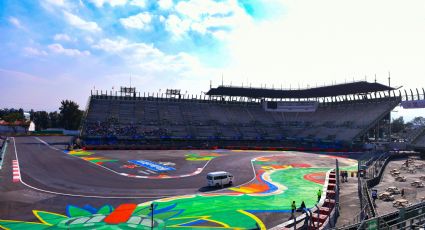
[33,137,209,179]
[138,170,149,175]
[145,169,156,174]
[16,137,260,197]
[34,137,60,151]
[11,138,171,198]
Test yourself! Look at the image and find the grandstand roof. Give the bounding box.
[206,81,394,98]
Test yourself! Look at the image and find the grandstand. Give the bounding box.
[412,127,425,151]
[80,81,401,150]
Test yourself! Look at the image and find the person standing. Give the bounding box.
[299,201,306,213]
[371,190,378,204]
[291,201,296,214]
[317,189,322,202]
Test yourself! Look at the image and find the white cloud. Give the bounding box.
[92,37,208,79]
[85,36,94,44]
[92,38,129,52]
[48,43,90,56]
[175,0,233,21]
[63,11,101,32]
[89,0,127,7]
[120,12,152,30]
[40,0,69,12]
[164,0,251,39]
[164,15,191,39]
[53,33,74,42]
[129,0,146,8]
[23,47,48,56]
[8,17,24,29]
[158,0,173,10]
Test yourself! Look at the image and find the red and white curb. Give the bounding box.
[12,160,21,183]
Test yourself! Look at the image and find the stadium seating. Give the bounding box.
[412,128,425,148]
[82,95,400,145]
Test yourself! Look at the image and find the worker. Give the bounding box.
[317,189,322,202]
[291,201,296,214]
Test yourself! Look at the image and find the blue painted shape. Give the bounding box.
[128,160,175,172]
[153,203,177,215]
[181,219,207,226]
[148,203,184,220]
[83,204,97,214]
[256,172,278,194]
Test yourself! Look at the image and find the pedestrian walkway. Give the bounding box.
[336,177,361,227]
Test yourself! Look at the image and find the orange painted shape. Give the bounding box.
[104,203,137,224]
[304,172,326,184]
[290,163,312,168]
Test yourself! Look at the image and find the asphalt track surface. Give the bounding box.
[12,136,280,198]
[0,136,363,229]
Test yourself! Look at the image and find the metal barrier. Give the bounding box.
[0,138,8,170]
[338,152,425,230]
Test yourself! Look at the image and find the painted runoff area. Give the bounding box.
[1,137,357,229]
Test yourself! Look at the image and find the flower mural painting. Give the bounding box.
[0,203,261,229]
[1,154,357,230]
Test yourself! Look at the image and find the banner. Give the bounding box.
[128,160,175,172]
[401,100,425,109]
[263,101,318,112]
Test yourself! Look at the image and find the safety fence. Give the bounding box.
[0,137,8,170]
[337,151,424,229]
[352,201,425,229]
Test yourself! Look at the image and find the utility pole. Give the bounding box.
[150,203,154,230]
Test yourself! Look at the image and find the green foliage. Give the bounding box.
[2,100,83,131]
[31,111,49,131]
[411,116,425,126]
[0,108,24,122]
[59,100,83,130]
[391,116,405,133]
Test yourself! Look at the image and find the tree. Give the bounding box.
[391,116,405,133]
[32,111,49,131]
[49,111,60,128]
[411,116,425,127]
[0,108,24,122]
[59,100,83,130]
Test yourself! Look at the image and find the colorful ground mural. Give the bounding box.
[185,152,222,161]
[63,150,229,179]
[65,150,118,165]
[0,153,357,229]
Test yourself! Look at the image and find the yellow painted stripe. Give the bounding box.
[32,210,67,226]
[237,210,266,230]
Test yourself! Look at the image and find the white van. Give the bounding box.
[207,171,233,187]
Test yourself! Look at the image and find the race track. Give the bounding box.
[0,136,358,229]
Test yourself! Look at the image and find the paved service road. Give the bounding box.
[13,136,278,197]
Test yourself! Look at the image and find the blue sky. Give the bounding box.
[1,0,425,120]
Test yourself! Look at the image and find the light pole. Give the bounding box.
[150,203,154,230]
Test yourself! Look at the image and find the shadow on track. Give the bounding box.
[198,184,233,192]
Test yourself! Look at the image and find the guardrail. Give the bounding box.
[0,137,9,170]
[338,151,424,229]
